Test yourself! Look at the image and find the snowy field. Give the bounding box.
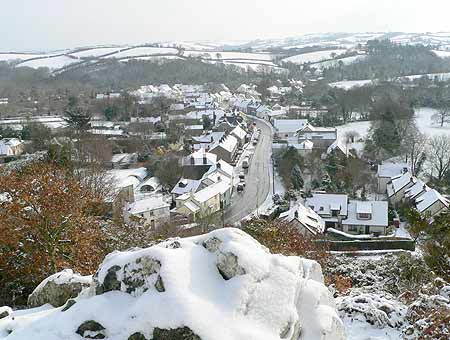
[18,56,79,70]
[315,55,366,68]
[184,50,273,61]
[343,318,403,340]
[432,50,450,58]
[0,53,48,62]
[70,47,124,58]
[329,79,374,90]
[105,47,178,59]
[281,49,347,64]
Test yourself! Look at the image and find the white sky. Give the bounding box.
[1,0,450,51]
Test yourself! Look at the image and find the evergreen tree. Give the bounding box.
[291,165,304,190]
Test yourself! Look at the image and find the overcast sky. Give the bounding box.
[2,0,450,51]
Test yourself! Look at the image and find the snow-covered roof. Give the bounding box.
[185,125,204,130]
[0,138,22,147]
[231,125,247,140]
[280,203,325,235]
[183,200,200,213]
[192,131,225,144]
[137,177,161,191]
[306,194,348,216]
[344,200,388,227]
[107,167,147,189]
[187,148,217,166]
[404,180,427,200]
[377,162,409,178]
[274,119,308,134]
[171,178,202,196]
[211,135,238,153]
[111,153,136,164]
[387,172,414,197]
[327,140,347,155]
[126,196,170,215]
[178,180,230,203]
[415,189,449,213]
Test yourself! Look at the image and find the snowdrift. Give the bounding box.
[0,228,345,340]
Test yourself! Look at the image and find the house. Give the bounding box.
[182,149,217,180]
[171,178,202,201]
[296,123,337,149]
[404,179,428,202]
[387,172,415,205]
[305,193,348,229]
[279,203,325,236]
[414,189,449,218]
[273,139,314,155]
[123,195,170,227]
[0,138,24,156]
[377,162,409,194]
[327,140,351,158]
[341,200,389,235]
[230,125,247,146]
[110,153,138,169]
[175,180,230,219]
[209,135,238,164]
[184,125,204,137]
[273,119,308,139]
[137,177,162,194]
[192,132,225,151]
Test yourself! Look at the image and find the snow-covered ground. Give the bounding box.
[343,318,403,340]
[329,79,375,90]
[415,107,450,137]
[281,49,348,64]
[104,47,178,59]
[315,55,366,69]
[432,50,450,58]
[0,53,47,62]
[69,47,124,58]
[183,50,273,61]
[17,56,79,70]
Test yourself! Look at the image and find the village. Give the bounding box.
[1,78,448,250]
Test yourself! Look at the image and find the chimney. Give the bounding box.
[203,156,207,165]
[294,210,299,218]
[190,156,195,165]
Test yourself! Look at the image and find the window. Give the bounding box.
[150,211,154,216]
[348,225,357,232]
[357,213,371,220]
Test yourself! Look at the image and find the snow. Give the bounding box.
[0,228,345,340]
[0,53,47,62]
[432,50,450,58]
[69,47,123,58]
[394,222,412,239]
[414,107,450,137]
[343,318,403,340]
[329,79,374,90]
[184,51,273,61]
[31,269,92,296]
[17,56,79,70]
[104,47,178,59]
[282,49,347,64]
[315,55,366,68]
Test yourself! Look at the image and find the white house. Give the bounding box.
[273,119,308,139]
[341,200,389,235]
[377,162,409,194]
[123,196,170,227]
[387,172,415,205]
[305,193,348,228]
[0,138,24,156]
[414,189,449,218]
[279,203,325,236]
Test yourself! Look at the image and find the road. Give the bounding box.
[224,117,273,224]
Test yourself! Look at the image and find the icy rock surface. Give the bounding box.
[27,269,92,308]
[0,228,345,340]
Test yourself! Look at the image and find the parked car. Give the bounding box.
[239,172,245,180]
[239,179,246,187]
[237,183,245,193]
[242,157,249,169]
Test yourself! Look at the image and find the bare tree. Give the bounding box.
[428,135,450,181]
[401,125,428,176]
[432,106,450,127]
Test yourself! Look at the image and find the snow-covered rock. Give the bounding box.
[27,269,92,308]
[0,228,345,340]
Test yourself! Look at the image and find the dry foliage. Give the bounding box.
[242,218,330,269]
[0,162,105,306]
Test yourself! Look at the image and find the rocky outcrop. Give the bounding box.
[27,269,92,308]
[1,228,346,340]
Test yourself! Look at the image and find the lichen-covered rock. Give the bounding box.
[1,228,346,340]
[0,307,12,320]
[94,256,164,297]
[27,269,92,308]
[76,320,106,339]
[128,332,147,340]
[152,327,201,340]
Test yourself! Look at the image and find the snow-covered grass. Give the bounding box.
[336,120,370,154]
[329,79,374,90]
[184,50,273,61]
[415,107,450,137]
[342,317,403,340]
[315,55,366,68]
[432,50,450,58]
[281,49,347,64]
[69,47,124,58]
[104,47,178,59]
[17,56,79,70]
[0,53,47,62]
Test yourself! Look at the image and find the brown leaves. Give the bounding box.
[0,161,105,306]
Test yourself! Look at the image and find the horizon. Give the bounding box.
[2,0,450,51]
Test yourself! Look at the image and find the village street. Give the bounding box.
[224,117,273,224]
